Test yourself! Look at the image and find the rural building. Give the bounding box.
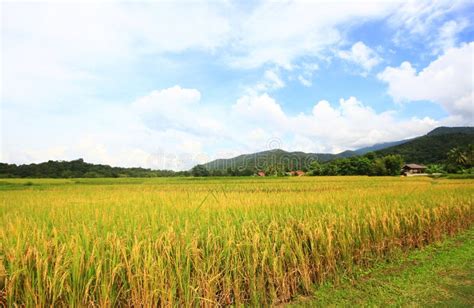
[257,171,266,177]
[401,164,427,176]
[290,170,305,176]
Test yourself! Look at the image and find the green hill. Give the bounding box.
[354,139,412,155]
[374,128,474,164]
[203,127,474,171]
[203,149,356,171]
[426,126,474,136]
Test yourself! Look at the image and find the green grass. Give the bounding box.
[290,227,474,307]
[446,174,474,179]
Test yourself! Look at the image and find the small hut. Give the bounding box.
[290,170,305,176]
[401,164,427,176]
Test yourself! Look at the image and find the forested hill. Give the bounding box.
[203,127,474,171]
[0,159,186,178]
[354,139,411,155]
[426,126,474,136]
[202,149,356,172]
[374,128,474,164]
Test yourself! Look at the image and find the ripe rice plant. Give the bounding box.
[0,176,473,306]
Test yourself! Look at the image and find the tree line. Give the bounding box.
[307,153,404,176]
[193,145,473,177]
[191,153,405,177]
[309,145,473,176]
[0,159,189,178]
[1,145,471,178]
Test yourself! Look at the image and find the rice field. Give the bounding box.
[0,176,473,306]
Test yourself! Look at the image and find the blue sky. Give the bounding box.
[1,0,473,170]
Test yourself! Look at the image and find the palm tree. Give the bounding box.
[447,147,468,166]
[466,144,474,167]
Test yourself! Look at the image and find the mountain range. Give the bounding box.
[203,127,474,171]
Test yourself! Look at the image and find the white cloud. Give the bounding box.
[295,62,319,87]
[131,86,222,134]
[378,42,474,122]
[253,69,286,92]
[4,2,230,58]
[230,94,440,154]
[264,70,285,90]
[3,0,470,109]
[133,86,201,110]
[434,19,469,52]
[298,75,312,87]
[292,97,439,151]
[225,1,464,69]
[389,0,471,52]
[227,1,400,69]
[338,41,382,75]
[2,2,231,106]
[232,93,287,128]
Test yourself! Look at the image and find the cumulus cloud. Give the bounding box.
[131,86,222,134]
[230,94,440,154]
[338,41,382,75]
[133,86,201,110]
[232,94,287,128]
[378,42,474,122]
[291,97,438,152]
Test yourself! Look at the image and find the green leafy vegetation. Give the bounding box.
[190,164,210,177]
[308,153,404,176]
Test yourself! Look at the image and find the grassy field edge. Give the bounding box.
[289,226,474,307]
